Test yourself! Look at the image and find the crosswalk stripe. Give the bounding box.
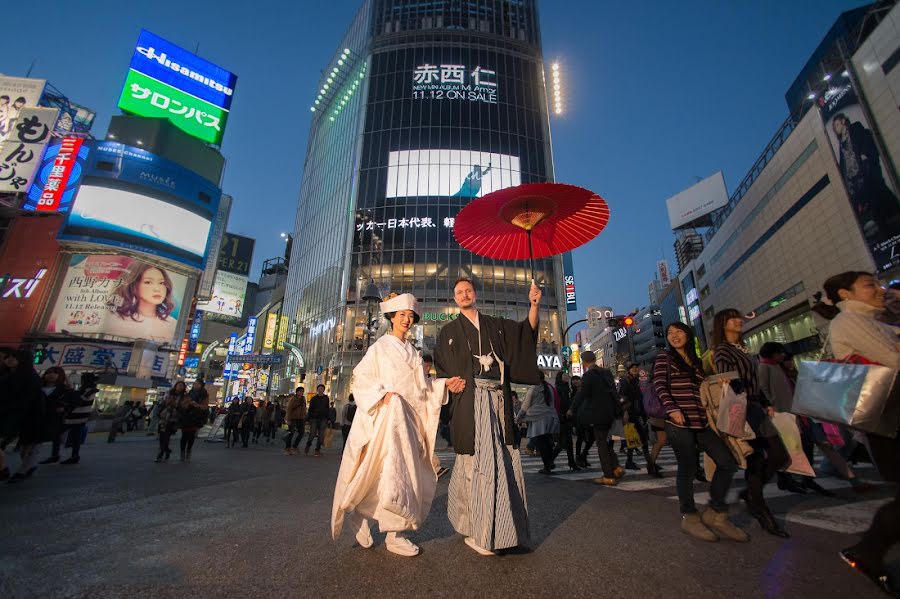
[784,499,892,534]
[674,477,884,504]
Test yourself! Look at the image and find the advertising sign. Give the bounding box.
[25,136,88,212]
[196,270,247,319]
[263,313,278,350]
[0,106,59,192]
[177,337,189,366]
[231,354,284,365]
[118,68,228,145]
[216,232,255,276]
[0,76,46,143]
[386,150,520,199]
[60,184,213,268]
[198,194,231,300]
[666,171,729,230]
[188,309,203,351]
[563,252,577,312]
[32,341,170,375]
[45,254,189,344]
[818,80,900,273]
[411,64,498,105]
[87,141,222,206]
[245,316,258,352]
[128,29,237,111]
[657,260,671,288]
[276,314,289,350]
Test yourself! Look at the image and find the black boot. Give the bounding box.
[802,478,836,497]
[777,472,808,494]
[748,503,789,538]
[155,451,163,463]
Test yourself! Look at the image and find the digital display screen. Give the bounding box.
[386,149,520,199]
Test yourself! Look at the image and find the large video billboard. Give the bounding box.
[0,76,46,144]
[60,184,212,267]
[386,149,520,199]
[117,30,236,145]
[818,80,900,274]
[45,254,189,344]
[86,141,221,206]
[196,270,247,319]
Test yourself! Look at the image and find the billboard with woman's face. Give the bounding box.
[45,254,188,344]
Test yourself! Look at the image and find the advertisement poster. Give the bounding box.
[196,270,247,319]
[32,341,170,375]
[0,76,46,144]
[818,80,900,273]
[45,254,188,344]
[0,106,59,192]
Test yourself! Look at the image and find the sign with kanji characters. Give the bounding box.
[276,315,289,350]
[118,69,228,145]
[263,313,278,350]
[412,64,498,104]
[0,106,59,192]
[230,353,283,365]
[32,341,170,375]
[177,337,189,366]
[44,254,189,344]
[188,309,203,351]
[129,30,237,111]
[386,149,520,199]
[0,76,46,144]
[23,137,91,212]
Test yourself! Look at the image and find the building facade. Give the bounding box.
[283,0,566,401]
[685,3,899,359]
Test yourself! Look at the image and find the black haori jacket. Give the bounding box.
[434,313,540,455]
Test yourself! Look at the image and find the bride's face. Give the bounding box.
[391,309,415,334]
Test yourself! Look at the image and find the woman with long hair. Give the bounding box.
[814,271,899,595]
[332,293,457,557]
[654,322,748,542]
[712,308,789,538]
[37,367,74,465]
[4,350,45,483]
[517,372,560,474]
[106,261,178,343]
[155,382,186,462]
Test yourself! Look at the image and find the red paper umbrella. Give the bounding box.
[453,182,609,279]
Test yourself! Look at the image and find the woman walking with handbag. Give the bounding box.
[654,323,747,542]
[517,373,560,474]
[712,308,790,538]
[815,271,900,596]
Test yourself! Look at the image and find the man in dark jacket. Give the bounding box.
[569,351,624,486]
[305,385,329,456]
[238,397,256,448]
[618,363,652,471]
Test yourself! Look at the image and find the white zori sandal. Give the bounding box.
[385,532,420,557]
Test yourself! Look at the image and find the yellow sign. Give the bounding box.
[276,315,289,350]
[263,313,278,349]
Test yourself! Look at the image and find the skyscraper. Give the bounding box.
[282,0,565,399]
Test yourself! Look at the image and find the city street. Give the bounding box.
[0,428,896,599]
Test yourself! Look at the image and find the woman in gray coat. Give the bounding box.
[516,373,559,474]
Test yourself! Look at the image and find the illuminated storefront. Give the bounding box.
[283,0,565,401]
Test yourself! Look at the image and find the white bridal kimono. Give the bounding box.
[331,334,448,538]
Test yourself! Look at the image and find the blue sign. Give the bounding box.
[130,29,237,111]
[561,345,572,359]
[231,354,284,365]
[183,356,199,369]
[86,141,221,210]
[188,309,203,352]
[23,139,91,212]
[224,332,238,377]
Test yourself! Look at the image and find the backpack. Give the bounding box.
[643,353,670,420]
[346,403,357,423]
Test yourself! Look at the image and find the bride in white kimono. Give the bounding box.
[331,293,465,557]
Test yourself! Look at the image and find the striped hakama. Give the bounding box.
[448,378,530,551]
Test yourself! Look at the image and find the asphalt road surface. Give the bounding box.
[0,428,896,599]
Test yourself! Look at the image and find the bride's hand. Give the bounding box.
[447,377,466,393]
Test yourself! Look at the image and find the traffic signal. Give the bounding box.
[607,315,635,328]
[623,316,634,326]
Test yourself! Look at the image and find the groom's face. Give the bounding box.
[453,281,476,309]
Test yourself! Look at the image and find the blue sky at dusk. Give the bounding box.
[3,0,867,324]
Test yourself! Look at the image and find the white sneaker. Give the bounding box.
[464,537,495,556]
[353,517,373,549]
[385,532,420,557]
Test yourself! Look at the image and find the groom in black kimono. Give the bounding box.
[434,277,541,555]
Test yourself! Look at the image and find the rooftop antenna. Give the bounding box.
[25,59,36,78]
